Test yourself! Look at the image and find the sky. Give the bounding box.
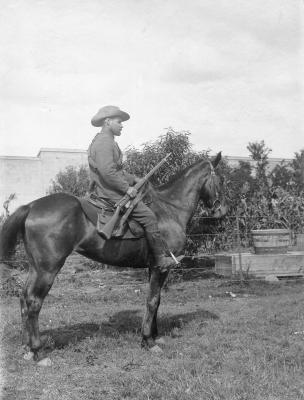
[0,0,303,159]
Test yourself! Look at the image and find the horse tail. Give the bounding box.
[0,205,30,264]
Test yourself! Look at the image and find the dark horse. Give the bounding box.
[0,153,226,358]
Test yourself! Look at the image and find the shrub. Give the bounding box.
[48,165,90,197]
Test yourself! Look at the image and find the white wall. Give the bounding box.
[0,148,87,213]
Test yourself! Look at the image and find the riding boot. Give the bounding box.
[145,231,175,271]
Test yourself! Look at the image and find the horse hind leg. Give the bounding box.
[20,250,35,348]
[19,251,56,350]
[20,292,30,347]
[23,261,65,358]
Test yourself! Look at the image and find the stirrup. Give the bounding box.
[176,255,184,264]
[155,256,176,272]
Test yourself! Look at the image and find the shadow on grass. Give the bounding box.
[41,308,218,350]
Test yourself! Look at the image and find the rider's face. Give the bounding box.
[107,117,123,136]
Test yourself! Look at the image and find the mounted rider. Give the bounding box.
[88,105,175,270]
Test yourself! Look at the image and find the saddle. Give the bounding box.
[78,194,145,239]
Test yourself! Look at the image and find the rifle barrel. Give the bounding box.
[116,153,170,208]
[134,153,170,190]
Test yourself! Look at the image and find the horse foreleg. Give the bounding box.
[151,301,160,339]
[151,270,169,339]
[142,268,168,348]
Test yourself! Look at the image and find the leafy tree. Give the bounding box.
[247,140,272,189]
[290,149,304,192]
[269,161,293,190]
[229,161,254,195]
[123,127,207,185]
[48,165,90,197]
[247,140,272,162]
[1,193,17,228]
[2,193,16,217]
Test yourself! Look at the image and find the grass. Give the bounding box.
[1,259,304,399]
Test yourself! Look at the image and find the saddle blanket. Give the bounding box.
[78,196,145,239]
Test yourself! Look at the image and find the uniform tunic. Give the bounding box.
[88,132,158,231]
[88,132,136,202]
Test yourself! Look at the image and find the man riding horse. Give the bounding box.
[0,107,226,358]
[88,105,175,271]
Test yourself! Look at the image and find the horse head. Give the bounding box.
[199,152,228,218]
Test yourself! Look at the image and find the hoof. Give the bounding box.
[21,333,30,348]
[40,334,55,350]
[155,337,166,345]
[23,351,34,361]
[29,334,53,358]
[150,345,163,354]
[37,357,52,367]
[141,337,156,349]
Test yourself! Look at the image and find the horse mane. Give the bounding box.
[157,156,210,191]
[142,156,212,219]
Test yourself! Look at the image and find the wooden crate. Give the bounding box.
[292,234,304,251]
[215,251,304,278]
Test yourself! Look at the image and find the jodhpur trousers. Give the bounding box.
[130,201,159,233]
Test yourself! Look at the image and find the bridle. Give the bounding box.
[208,160,221,213]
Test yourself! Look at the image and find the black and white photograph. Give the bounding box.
[0,1,303,399]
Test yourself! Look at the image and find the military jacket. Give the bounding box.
[88,132,136,201]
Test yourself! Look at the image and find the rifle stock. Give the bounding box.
[99,205,121,240]
[99,153,170,239]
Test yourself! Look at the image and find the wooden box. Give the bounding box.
[215,251,304,278]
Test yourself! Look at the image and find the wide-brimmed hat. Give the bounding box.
[91,105,130,127]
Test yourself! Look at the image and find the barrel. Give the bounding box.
[251,229,290,254]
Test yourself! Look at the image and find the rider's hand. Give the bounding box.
[126,186,137,199]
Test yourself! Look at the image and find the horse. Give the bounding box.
[0,152,227,358]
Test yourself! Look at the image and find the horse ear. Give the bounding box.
[211,152,222,168]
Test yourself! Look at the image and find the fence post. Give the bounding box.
[236,216,244,284]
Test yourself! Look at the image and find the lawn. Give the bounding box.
[1,257,304,400]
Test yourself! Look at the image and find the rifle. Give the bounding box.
[99,153,171,240]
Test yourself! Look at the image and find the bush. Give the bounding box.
[123,127,208,185]
[184,141,304,254]
[48,165,90,197]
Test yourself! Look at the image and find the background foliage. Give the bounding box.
[48,165,90,197]
[122,127,208,185]
[7,129,303,257]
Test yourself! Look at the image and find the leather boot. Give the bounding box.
[145,231,176,271]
